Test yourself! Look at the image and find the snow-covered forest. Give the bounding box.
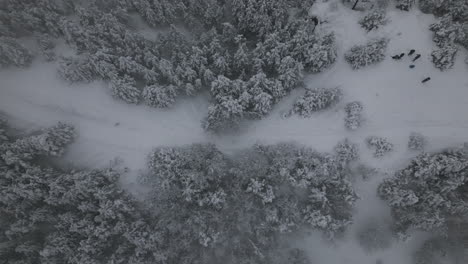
[1,0,468,263]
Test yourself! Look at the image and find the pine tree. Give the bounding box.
[109,75,141,104]
[345,38,388,70]
[58,56,96,83]
[142,84,177,108]
[292,87,342,117]
[366,136,393,157]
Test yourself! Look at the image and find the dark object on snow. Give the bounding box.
[399,53,405,58]
[408,49,415,56]
[412,54,421,62]
[391,54,401,60]
[311,16,319,26]
[422,77,431,83]
[114,122,120,126]
[409,65,415,68]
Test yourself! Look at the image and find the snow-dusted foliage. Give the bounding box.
[0,0,73,37]
[413,236,453,264]
[0,37,33,67]
[356,220,392,252]
[36,34,56,61]
[359,9,388,31]
[378,149,468,234]
[419,0,468,20]
[429,15,465,70]
[0,122,170,264]
[142,143,357,263]
[429,15,465,48]
[431,44,458,70]
[142,84,177,108]
[231,0,289,37]
[344,101,364,130]
[345,38,388,69]
[2,0,340,131]
[1,122,75,165]
[334,138,359,164]
[366,136,393,157]
[408,132,426,151]
[395,0,415,11]
[58,56,96,83]
[109,75,141,104]
[292,87,342,117]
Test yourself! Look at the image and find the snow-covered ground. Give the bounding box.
[1,2,468,263]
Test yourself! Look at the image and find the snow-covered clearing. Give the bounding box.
[1,2,468,263]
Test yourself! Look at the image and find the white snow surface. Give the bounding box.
[1,2,468,263]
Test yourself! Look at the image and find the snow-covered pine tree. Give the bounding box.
[1,122,75,166]
[344,101,364,130]
[109,75,141,104]
[0,37,33,67]
[334,138,360,164]
[431,44,458,70]
[142,84,177,108]
[395,0,415,11]
[408,132,426,151]
[58,56,96,83]
[292,87,342,117]
[359,9,388,31]
[366,136,393,157]
[378,148,468,234]
[345,38,388,69]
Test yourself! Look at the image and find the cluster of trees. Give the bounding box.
[141,142,358,263]
[378,147,468,235]
[0,119,361,264]
[0,120,172,263]
[1,0,339,132]
[420,0,468,70]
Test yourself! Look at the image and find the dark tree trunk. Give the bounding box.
[352,0,359,10]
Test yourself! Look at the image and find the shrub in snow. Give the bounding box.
[0,37,33,67]
[378,148,468,234]
[334,138,359,164]
[356,220,392,252]
[345,38,388,69]
[408,132,426,151]
[58,56,96,83]
[359,9,388,31]
[292,87,342,117]
[431,44,458,71]
[344,101,363,130]
[414,237,452,264]
[109,75,141,104]
[395,0,415,11]
[366,136,393,157]
[142,84,177,108]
